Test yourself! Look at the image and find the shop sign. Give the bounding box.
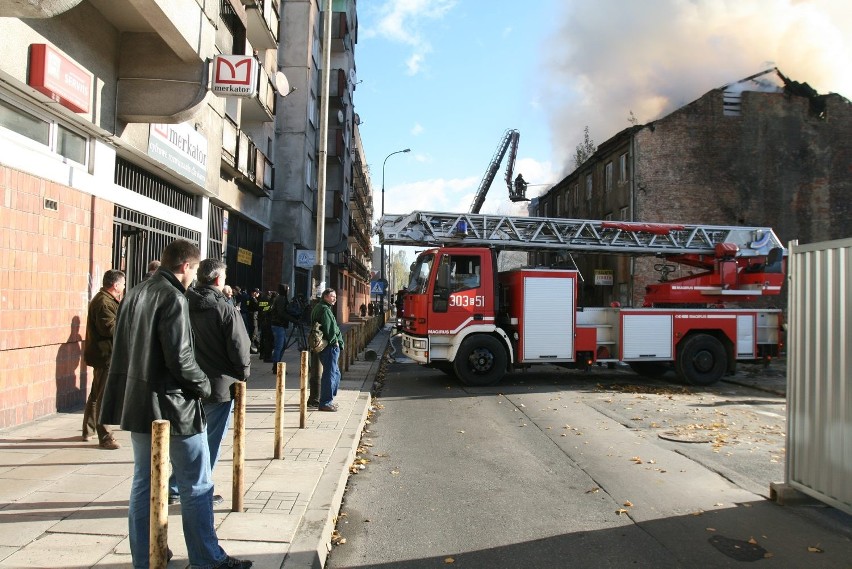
[296,249,326,268]
[594,269,614,286]
[148,122,208,187]
[237,248,253,265]
[28,44,92,113]
[211,55,258,97]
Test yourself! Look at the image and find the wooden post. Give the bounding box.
[150,420,169,569]
[273,362,285,459]
[300,350,309,428]
[343,331,350,372]
[232,381,246,512]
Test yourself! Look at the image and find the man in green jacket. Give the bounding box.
[82,269,125,449]
[310,288,344,411]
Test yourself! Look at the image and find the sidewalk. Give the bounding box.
[0,323,390,569]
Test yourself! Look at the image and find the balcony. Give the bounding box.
[236,140,272,197]
[327,128,345,159]
[221,117,239,174]
[241,64,276,122]
[331,11,352,53]
[319,69,349,108]
[241,0,279,50]
[222,126,272,197]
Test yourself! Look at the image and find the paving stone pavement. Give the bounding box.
[0,322,389,569]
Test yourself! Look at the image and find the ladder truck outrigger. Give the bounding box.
[379,211,786,386]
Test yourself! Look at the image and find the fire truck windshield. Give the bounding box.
[408,253,435,294]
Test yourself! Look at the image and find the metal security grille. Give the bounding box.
[208,203,225,261]
[112,206,201,286]
[114,156,197,216]
[224,213,265,290]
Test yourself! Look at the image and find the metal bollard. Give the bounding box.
[232,381,246,512]
[300,350,309,428]
[150,420,169,569]
[273,362,285,459]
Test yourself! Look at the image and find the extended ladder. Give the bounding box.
[377,211,785,257]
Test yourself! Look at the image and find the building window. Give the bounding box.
[0,97,88,166]
[605,161,613,192]
[556,195,562,216]
[619,153,628,182]
[308,93,317,126]
[604,211,613,221]
[620,206,629,220]
[57,125,87,165]
[305,157,313,189]
[573,183,579,207]
[585,174,593,201]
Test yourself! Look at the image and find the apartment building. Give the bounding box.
[532,69,852,308]
[0,0,282,428]
[270,0,370,322]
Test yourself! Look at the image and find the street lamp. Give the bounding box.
[380,148,410,315]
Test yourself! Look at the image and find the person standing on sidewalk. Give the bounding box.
[82,269,125,450]
[269,283,300,374]
[310,288,344,412]
[168,258,251,507]
[100,239,252,569]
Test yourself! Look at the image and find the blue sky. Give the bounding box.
[353,0,852,223]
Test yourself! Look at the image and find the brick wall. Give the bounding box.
[630,90,852,307]
[0,166,113,429]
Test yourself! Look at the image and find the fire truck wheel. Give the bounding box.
[628,361,671,379]
[453,335,507,386]
[675,334,727,386]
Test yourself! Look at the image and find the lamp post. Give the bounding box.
[380,148,410,316]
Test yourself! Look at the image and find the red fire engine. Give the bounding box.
[379,211,786,386]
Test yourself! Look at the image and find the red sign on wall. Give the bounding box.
[28,44,92,114]
[211,55,258,98]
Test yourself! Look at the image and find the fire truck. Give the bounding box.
[378,211,786,386]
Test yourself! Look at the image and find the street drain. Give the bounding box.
[658,431,713,443]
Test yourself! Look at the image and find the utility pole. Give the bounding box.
[313,0,332,299]
[309,0,333,406]
[380,148,410,316]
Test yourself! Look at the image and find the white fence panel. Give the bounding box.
[786,238,852,514]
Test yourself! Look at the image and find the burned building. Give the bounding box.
[531,68,851,308]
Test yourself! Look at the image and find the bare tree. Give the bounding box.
[573,126,596,169]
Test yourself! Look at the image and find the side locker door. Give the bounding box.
[736,314,755,358]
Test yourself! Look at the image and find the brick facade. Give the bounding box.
[534,82,852,309]
[0,166,113,428]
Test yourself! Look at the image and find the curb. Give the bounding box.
[282,329,387,568]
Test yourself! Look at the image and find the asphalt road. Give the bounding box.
[327,338,847,569]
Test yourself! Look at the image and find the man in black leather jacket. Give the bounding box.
[100,239,252,569]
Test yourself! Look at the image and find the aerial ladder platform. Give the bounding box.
[378,210,785,257]
[468,129,526,214]
[377,210,786,306]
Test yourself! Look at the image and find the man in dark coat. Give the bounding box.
[100,239,252,569]
[168,258,251,506]
[82,269,125,449]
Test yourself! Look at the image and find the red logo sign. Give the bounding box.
[212,55,258,97]
[28,44,92,114]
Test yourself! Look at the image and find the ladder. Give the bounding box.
[469,129,520,214]
[377,211,785,257]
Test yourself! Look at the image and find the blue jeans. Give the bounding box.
[271,325,287,364]
[169,399,233,496]
[129,431,226,569]
[319,343,341,407]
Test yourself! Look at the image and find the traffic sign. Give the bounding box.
[370,279,387,295]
